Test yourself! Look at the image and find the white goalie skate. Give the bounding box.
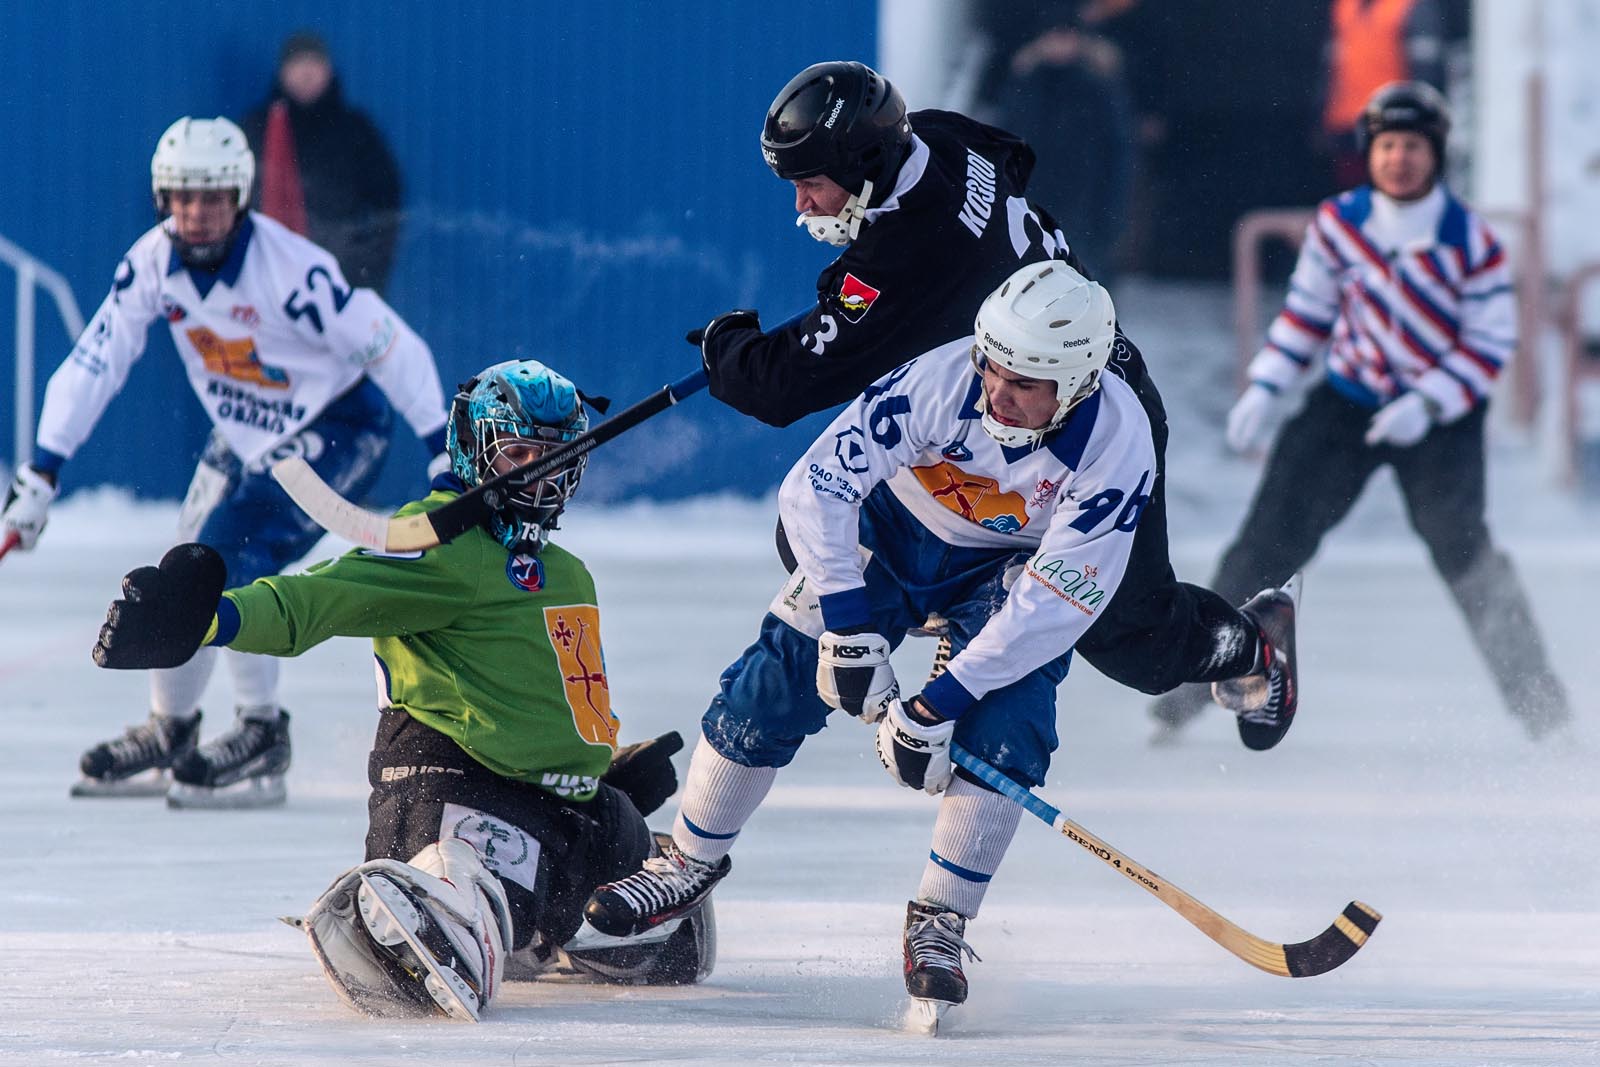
[299,839,512,1021]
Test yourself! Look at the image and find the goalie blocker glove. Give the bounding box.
[93,542,226,670]
[876,695,954,794]
[817,627,898,722]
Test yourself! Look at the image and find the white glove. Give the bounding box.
[1364,392,1432,448]
[427,451,452,480]
[1,465,58,551]
[875,696,954,795]
[1225,383,1280,453]
[817,628,898,723]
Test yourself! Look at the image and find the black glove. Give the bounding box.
[686,309,761,360]
[601,730,684,817]
[93,543,227,670]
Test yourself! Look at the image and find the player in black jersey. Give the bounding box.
[690,61,1294,742]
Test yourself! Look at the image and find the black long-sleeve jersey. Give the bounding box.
[701,109,1163,434]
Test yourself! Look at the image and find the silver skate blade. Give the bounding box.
[562,916,684,953]
[357,872,481,1022]
[279,915,306,930]
[70,770,171,798]
[1282,572,1303,608]
[166,774,286,810]
[903,997,957,1036]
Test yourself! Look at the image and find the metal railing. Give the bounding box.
[0,233,86,468]
[1558,262,1600,487]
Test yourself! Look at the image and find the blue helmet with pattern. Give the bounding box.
[445,359,589,554]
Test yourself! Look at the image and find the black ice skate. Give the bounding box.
[167,708,291,809]
[583,839,731,938]
[72,712,202,798]
[1213,575,1300,751]
[902,900,980,1035]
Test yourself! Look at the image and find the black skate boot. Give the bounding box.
[72,712,203,798]
[584,839,731,937]
[1212,575,1300,751]
[168,707,291,809]
[902,900,980,1035]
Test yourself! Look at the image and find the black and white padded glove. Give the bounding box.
[93,543,227,670]
[817,627,898,723]
[600,730,684,817]
[686,309,761,370]
[2,464,58,551]
[875,695,955,795]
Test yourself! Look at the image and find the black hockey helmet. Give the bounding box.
[760,61,911,194]
[1355,80,1451,162]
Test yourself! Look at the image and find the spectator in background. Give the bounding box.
[242,31,403,294]
[1318,0,1447,188]
[986,2,1134,283]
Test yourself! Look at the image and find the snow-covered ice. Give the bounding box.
[2,279,1597,1065]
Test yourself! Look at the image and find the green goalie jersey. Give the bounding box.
[218,489,620,800]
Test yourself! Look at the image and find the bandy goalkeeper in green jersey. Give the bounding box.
[90,358,713,1020]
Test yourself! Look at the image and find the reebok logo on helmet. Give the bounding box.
[824,97,845,129]
[1063,337,1089,347]
[981,331,1015,357]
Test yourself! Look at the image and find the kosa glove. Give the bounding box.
[1,465,59,551]
[817,627,897,723]
[93,543,227,670]
[875,696,955,795]
[1364,392,1432,448]
[1225,382,1280,453]
[601,730,685,817]
[686,309,761,367]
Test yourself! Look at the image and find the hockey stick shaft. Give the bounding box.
[273,368,709,552]
[949,744,1380,977]
[0,530,18,562]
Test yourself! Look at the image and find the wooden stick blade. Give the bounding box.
[271,458,437,552]
[1281,901,1382,977]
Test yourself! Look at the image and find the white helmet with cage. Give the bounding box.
[971,262,1118,448]
[150,116,255,208]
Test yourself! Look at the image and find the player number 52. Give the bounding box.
[282,266,352,334]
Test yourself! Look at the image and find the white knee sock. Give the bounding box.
[671,734,777,865]
[227,651,281,714]
[149,647,218,721]
[917,775,1022,918]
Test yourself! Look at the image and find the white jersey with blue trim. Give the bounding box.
[778,338,1157,708]
[36,211,446,467]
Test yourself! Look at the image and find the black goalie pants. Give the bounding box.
[364,709,652,950]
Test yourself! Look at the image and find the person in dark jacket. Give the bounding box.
[686,61,1299,744]
[241,31,403,294]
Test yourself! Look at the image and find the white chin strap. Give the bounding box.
[796,179,873,247]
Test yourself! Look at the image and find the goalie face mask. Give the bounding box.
[446,359,589,555]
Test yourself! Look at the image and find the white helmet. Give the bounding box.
[971,262,1117,447]
[151,117,255,207]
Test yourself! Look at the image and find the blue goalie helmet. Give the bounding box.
[445,359,590,554]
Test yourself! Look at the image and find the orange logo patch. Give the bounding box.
[544,605,619,749]
[186,326,290,389]
[912,461,1029,534]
